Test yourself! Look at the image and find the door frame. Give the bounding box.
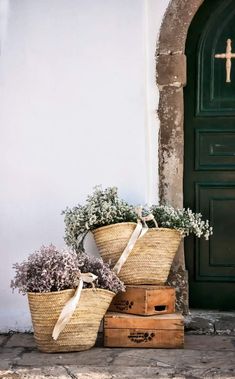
[156,0,204,209]
[156,0,205,311]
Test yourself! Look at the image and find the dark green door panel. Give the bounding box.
[184,0,235,309]
[195,184,235,279]
[196,130,235,170]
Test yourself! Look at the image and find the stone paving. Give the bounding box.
[185,310,235,336]
[0,333,235,378]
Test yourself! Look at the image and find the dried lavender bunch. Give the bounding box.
[78,253,125,294]
[11,245,82,294]
[62,186,137,250]
[11,244,125,295]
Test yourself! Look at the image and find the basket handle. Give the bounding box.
[113,208,158,275]
[113,221,144,274]
[52,272,97,340]
[135,206,158,228]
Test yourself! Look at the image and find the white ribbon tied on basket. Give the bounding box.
[113,207,158,275]
[52,272,97,341]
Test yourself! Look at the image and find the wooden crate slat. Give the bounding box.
[108,285,175,316]
[104,328,184,348]
[104,312,183,330]
[104,312,184,348]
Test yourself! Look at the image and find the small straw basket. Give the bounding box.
[93,222,181,285]
[28,288,114,353]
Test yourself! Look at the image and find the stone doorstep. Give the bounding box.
[185,309,235,335]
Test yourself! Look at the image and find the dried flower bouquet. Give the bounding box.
[62,186,213,285]
[11,245,124,353]
[63,186,212,252]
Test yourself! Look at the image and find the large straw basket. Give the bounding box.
[93,222,181,285]
[28,288,114,353]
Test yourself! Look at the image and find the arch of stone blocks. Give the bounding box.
[157,0,204,208]
[156,0,205,312]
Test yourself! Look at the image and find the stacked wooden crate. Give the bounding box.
[104,285,184,348]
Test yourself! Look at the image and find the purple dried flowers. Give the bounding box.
[11,245,81,294]
[11,244,125,295]
[78,253,125,294]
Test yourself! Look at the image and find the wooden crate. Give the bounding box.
[108,285,175,316]
[104,312,184,348]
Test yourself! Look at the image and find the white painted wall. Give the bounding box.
[0,0,170,331]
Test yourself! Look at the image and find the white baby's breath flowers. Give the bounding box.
[62,186,137,250]
[62,186,213,251]
[150,205,213,240]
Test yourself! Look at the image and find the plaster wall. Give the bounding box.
[0,0,170,331]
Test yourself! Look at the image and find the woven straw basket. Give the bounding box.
[28,288,114,353]
[93,222,181,285]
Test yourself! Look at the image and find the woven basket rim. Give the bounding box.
[27,288,115,297]
[93,222,182,235]
[92,222,137,231]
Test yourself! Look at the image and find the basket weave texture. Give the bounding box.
[28,288,114,353]
[93,222,181,285]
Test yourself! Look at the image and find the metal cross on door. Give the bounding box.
[215,39,235,83]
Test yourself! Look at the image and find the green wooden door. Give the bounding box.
[184,0,235,309]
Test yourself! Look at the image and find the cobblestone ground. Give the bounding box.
[0,334,235,378]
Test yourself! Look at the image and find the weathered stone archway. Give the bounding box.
[156,0,205,312]
[157,0,204,208]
